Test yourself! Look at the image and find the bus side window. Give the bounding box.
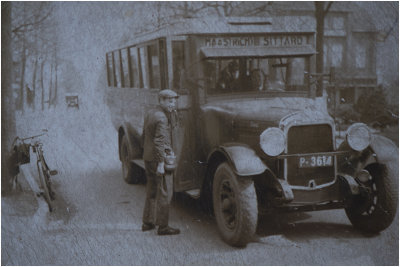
[129,47,140,88]
[159,39,168,90]
[106,52,115,87]
[147,43,161,89]
[172,41,185,90]
[113,51,122,88]
[139,47,149,88]
[121,48,130,88]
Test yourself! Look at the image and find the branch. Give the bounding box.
[207,2,224,17]
[190,3,207,14]
[239,3,270,16]
[173,2,207,18]
[381,16,399,42]
[324,2,333,16]
[12,4,53,34]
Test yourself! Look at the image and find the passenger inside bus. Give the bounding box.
[217,60,240,92]
[205,57,306,95]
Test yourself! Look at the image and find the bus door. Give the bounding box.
[171,95,199,192]
[169,39,200,192]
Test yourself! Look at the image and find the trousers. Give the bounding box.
[142,161,173,227]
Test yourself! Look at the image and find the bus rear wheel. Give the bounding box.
[120,135,143,184]
[213,162,258,247]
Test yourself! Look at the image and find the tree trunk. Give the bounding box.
[53,64,57,107]
[40,59,45,110]
[32,58,38,110]
[48,62,53,108]
[53,48,58,107]
[315,1,325,97]
[18,41,26,111]
[1,2,16,192]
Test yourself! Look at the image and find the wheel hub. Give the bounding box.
[357,172,378,216]
[222,198,232,211]
[220,180,236,230]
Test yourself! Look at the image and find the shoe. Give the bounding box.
[142,223,155,231]
[157,226,180,235]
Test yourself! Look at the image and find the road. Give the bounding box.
[2,161,398,265]
[2,107,399,265]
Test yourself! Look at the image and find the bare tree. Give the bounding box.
[2,2,16,192]
[134,1,273,35]
[11,2,57,111]
[315,1,333,96]
[207,1,244,17]
[171,1,271,18]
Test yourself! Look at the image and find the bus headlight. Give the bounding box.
[346,123,372,151]
[260,128,286,156]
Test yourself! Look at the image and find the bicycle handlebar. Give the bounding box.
[11,130,48,148]
[20,132,47,142]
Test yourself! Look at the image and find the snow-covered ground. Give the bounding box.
[15,100,119,174]
[13,100,121,208]
[3,100,398,266]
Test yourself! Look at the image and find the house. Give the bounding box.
[234,1,397,109]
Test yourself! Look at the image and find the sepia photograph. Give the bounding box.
[1,1,399,265]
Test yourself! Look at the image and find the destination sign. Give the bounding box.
[204,35,307,48]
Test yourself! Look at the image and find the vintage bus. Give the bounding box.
[105,17,397,247]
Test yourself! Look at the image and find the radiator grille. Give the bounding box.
[286,124,335,186]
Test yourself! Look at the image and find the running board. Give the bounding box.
[131,159,145,169]
[185,189,200,199]
[132,159,200,199]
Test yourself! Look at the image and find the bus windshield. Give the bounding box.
[203,57,308,95]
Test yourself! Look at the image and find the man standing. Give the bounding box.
[142,89,180,235]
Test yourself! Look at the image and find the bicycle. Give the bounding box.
[11,130,58,212]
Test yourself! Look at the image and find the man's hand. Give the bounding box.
[156,162,165,176]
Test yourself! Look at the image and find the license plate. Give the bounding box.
[298,155,333,168]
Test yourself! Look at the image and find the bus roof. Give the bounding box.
[121,17,315,48]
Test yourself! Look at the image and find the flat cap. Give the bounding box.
[159,89,179,99]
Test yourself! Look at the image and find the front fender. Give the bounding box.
[212,144,268,176]
[369,134,399,164]
[369,134,399,183]
[338,134,398,178]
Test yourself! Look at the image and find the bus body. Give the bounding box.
[105,17,397,247]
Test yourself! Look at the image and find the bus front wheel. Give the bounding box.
[213,162,258,247]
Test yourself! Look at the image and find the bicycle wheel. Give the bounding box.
[37,161,53,212]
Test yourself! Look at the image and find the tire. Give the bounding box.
[213,162,258,247]
[120,135,144,184]
[345,164,398,233]
[37,161,53,212]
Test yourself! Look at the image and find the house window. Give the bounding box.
[331,43,343,67]
[355,44,367,69]
[325,15,345,31]
[332,16,344,30]
[324,38,345,71]
[353,33,374,72]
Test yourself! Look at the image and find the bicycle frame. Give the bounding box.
[11,132,57,212]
